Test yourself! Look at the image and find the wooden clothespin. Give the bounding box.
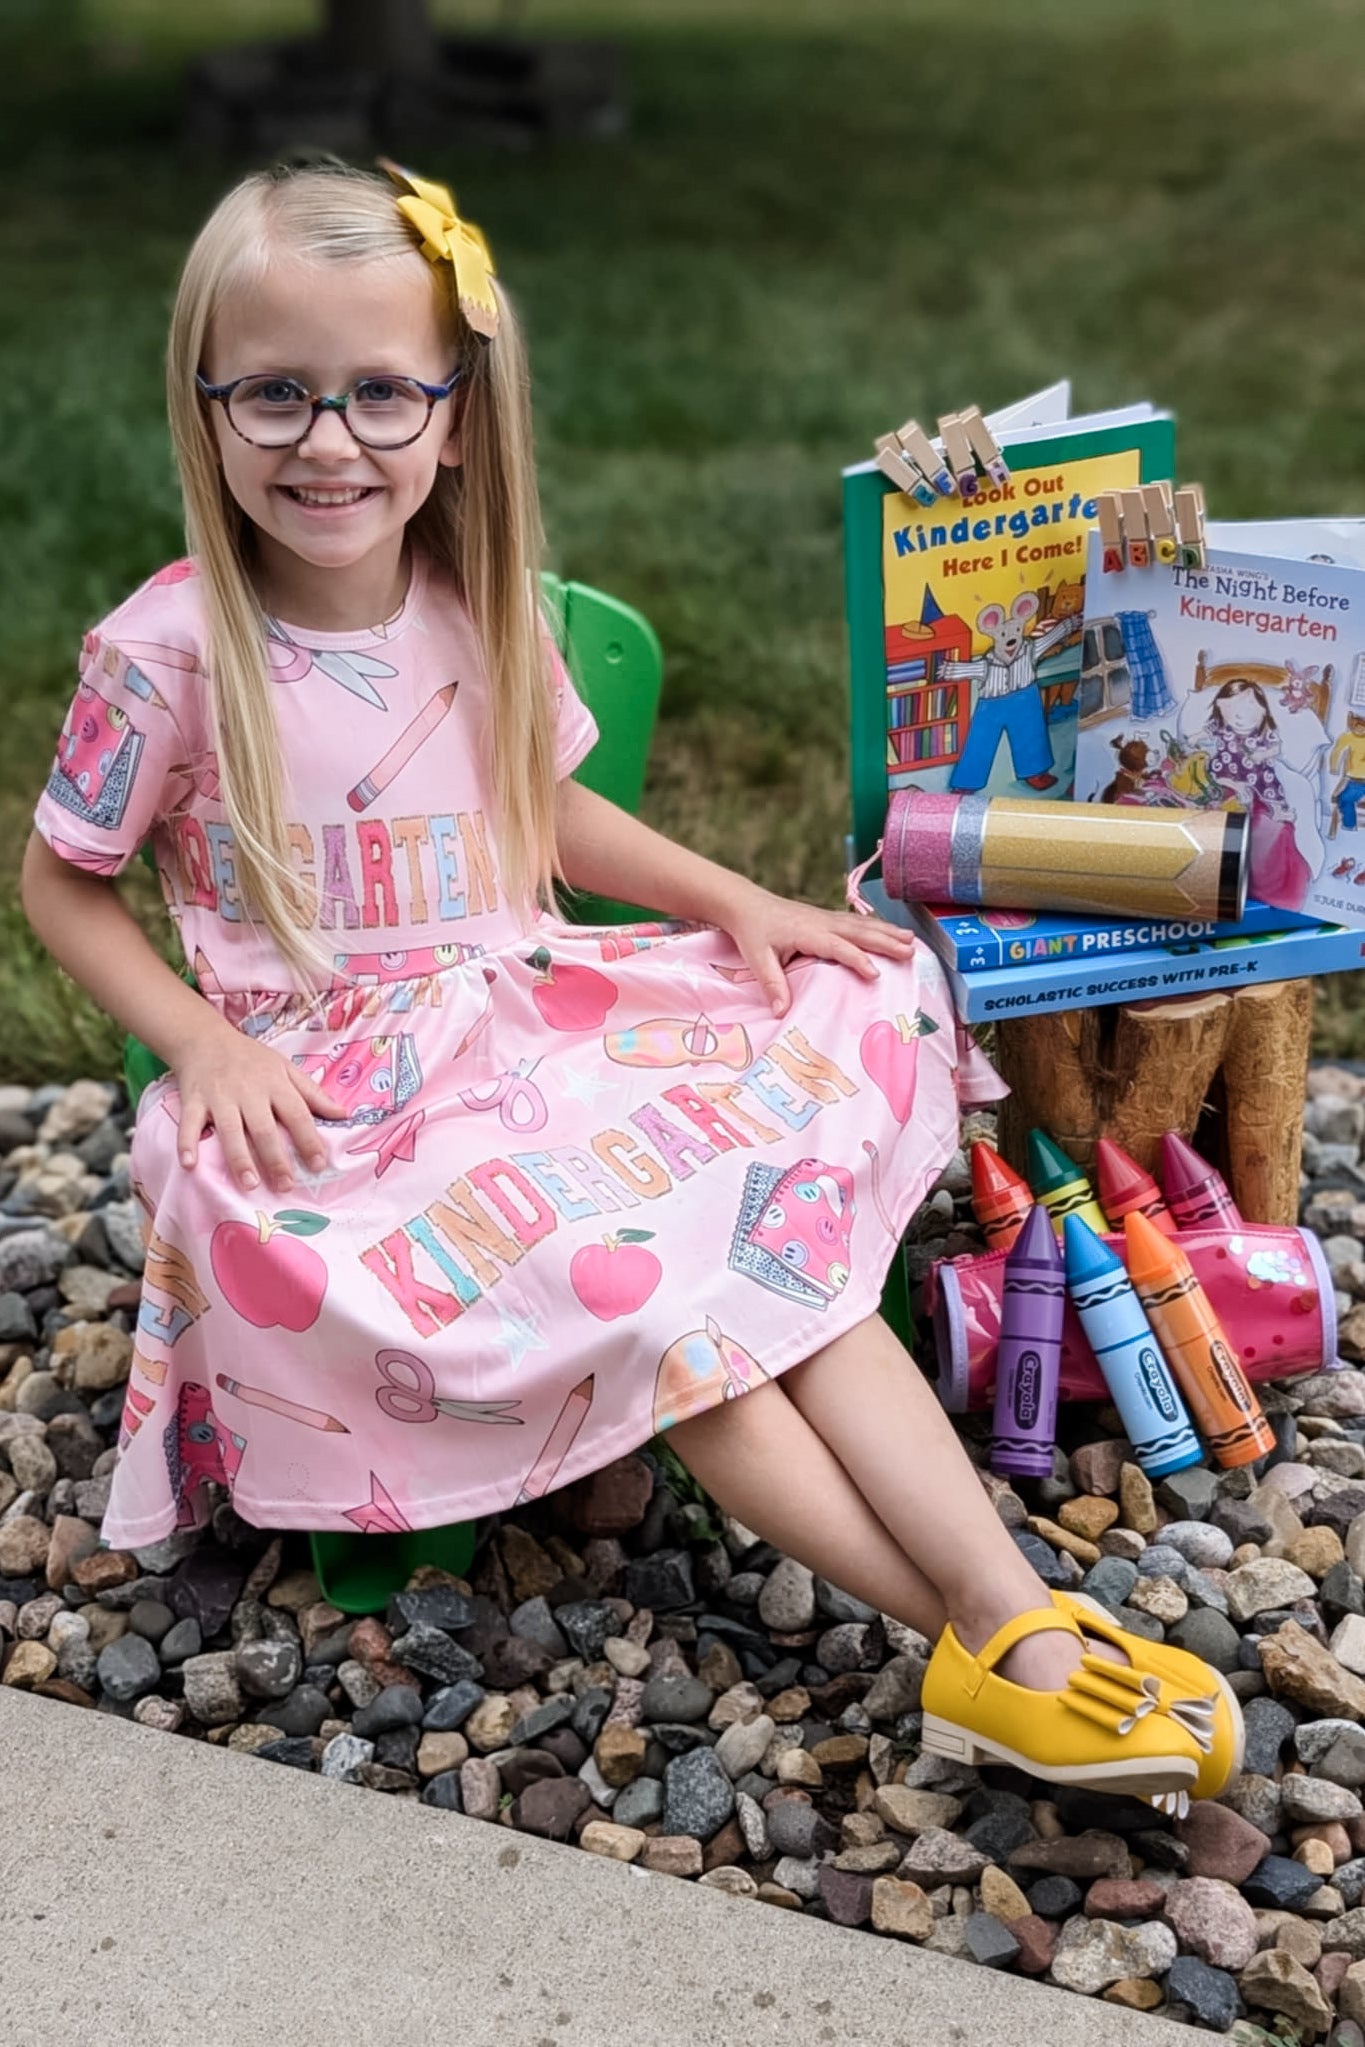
[874,432,934,505]
[1119,487,1152,570]
[897,419,955,500]
[957,405,1011,488]
[1142,480,1178,565]
[939,413,979,501]
[1175,484,1207,569]
[1096,491,1125,575]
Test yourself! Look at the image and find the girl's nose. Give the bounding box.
[297,407,363,461]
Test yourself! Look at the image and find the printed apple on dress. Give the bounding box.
[210,1209,330,1331]
[570,1231,663,1320]
[859,1011,939,1124]
[525,947,618,1032]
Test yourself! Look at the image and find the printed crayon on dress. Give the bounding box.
[1027,1129,1110,1239]
[969,1140,1033,1251]
[1062,1216,1201,1479]
[1094,1137,1178,1236]
[1124,1210,1273,1469]
[1161,1131,1243,1231]
[990,1203,1065,1480]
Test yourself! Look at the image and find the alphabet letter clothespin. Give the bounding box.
[957,405,1011,488]
[1142,481,1178,565]
[1175,484,1207,569]
[874,433,935,505]
[897,419,955,500]
[1119,488,1152,569]
[939,414,979,501]
[1096,491,1126,575]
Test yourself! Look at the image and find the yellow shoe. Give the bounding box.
[920,1605,1204,1800]
[1053,1590,1244,1809]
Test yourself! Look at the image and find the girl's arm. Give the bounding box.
[554,779,913,1016]
[20,831,343,1191]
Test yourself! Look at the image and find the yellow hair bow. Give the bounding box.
[377,157,499,339]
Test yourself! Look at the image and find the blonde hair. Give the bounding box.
[165,159,559,983]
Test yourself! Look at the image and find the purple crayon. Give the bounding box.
[990,1202,1065,1480]
[1161,1131,1243,1231]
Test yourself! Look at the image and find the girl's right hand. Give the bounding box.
[172,1019,349,1193]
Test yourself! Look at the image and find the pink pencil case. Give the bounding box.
[926,1223,1338,1413]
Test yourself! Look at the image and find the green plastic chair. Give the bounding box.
[122,575,664,1611]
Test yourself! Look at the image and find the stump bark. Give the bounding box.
[994,978,1313,1225]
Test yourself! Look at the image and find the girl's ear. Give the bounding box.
[437,432,463,470]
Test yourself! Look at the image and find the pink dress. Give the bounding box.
[34,554,1003,1547]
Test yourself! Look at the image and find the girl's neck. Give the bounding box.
[252,533,412,634]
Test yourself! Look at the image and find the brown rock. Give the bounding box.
[1119,1462,1159,1535]
[1273,1919,1323,1969]
[702,1819,747,1873]
[513,1777,591,1841]
[1285,1527,1346,1580]
[979,1867,1031,1922]
[2,1641,57,1689]
[756,1883,803,1911]
[71,1548,137,1593]
[1070,1441,1127,1496]
[595,1724,647,1788]
[1259,1619,1365,1719]
[1011,1913,1059,1976]
[347,1617,392,1668]
[1059,1496,1120,1544]
[34,1678,94,1708]
[579,1821,644,1862]
[564,1455,653,1535]
[766,1686,811,1723]
[1238,1949,1333,2033]
[810,1734,868,1771]
[818,1865,874,1926]
[1104,1979,1163,2011]
[640,1835,703,1878]
[1025,1516,1101,1568]
[1010,1831,1130,1880]
[43,1514,99,1591]
[0,1516,50,1577]
[873,1786,964,1836]
[870,1877,933,1941]
[416,1732,468,1777]
[1294,1834,1343,1878]
[1338,1958,1365,2028]
[1085,1878,1168,1919]
[498,1523,562,1601]
[697,1641,742,1694]
[1177,1800,1272,1885]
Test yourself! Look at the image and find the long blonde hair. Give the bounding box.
[165,159,559,983]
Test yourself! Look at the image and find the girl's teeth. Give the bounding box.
[287,487,371,505]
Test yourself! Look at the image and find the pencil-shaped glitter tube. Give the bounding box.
[1063,1217,1201,1479]
[214,1373,349,1433]
[1027,1129,1109,1239]
[347,682,458,812]
[1161,1131,1244,1230]
[515,1373,594,1504]
[881,790,1248,921]
[1124,1211,1274,1469]
[1095,1137,1178,1236]
[969,1139,1033,1251]
[990,1203,1064,1479]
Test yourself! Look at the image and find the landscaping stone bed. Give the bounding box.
[5,1068,1365,2040]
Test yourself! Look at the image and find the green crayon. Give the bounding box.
[1026,1128,1110,1240]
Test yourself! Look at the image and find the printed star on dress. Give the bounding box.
[560,1063,613,1107]
[492,1296,548,1371]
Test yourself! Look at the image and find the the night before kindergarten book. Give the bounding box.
[844,382,1175,862]
[1074,521,1365,932]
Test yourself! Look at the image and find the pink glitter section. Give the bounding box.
[884,789,961,903]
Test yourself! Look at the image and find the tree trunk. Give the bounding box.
[325,0,439,75]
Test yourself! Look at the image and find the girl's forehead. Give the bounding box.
[208,251,450,374]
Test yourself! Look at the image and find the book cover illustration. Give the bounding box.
[1074,534,1365,931]
[845,389,1176,861]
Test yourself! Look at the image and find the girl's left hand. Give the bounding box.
[720,883,916,1017]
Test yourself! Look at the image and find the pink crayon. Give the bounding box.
[990,1203,1065,1480]
[1161,1131,1243,1231]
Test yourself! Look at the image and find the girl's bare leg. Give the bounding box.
[669,1312,1096,1694]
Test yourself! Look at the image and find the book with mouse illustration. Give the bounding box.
[844,383,1175,862]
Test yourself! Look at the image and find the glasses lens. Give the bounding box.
[346,377,431,447]
[227,376,313,446]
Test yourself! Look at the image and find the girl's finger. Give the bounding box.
[178,1095,207,1171]
[242,1104,297,1194]
[275,1088,330,1174]
[751,947,790,1017]
[212,1105,259,1192]
[292,1070,350,1119]
[823,937,880,980]
[847,919,915,957]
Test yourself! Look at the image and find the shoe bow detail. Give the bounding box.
[1064,1655,1217,1752]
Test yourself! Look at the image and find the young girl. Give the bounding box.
[1195,677,1311,908]
[22,159,1237,1806]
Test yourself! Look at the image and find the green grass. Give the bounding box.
[4,0,1365,1080]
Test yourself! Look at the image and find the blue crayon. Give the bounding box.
[1062,1215,1202,1479]
[991,1202,1065,1480]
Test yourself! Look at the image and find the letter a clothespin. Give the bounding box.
[1175,483,1207,569]
[1096,492,1125,575]
[1095,481,1188,573]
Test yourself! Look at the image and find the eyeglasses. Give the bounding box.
[195,369,464,450]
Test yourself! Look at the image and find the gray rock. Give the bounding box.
[1321,1907,1365,1959]
[766,1799,835,1860]
[352,1685,425,1739]
[422,1681,485,1732]
[1134,1543,1190,1584]
[507,1596,568,1659]
[180,1651,244,1727]
[1167,1608,1243,1674]
[622,1550,695,1613]
[612,1777,665,1828]
[1338,1859,1365,1909]
[386,1586,472,1635]
[1081,1557,1139,1609]
[714,1713,775,1781]
[1242,1854,1324,1910]
[862,1650,929,1721]
[757,1557,816,1632]
[256,1685,332,1738]
[814,1578,878,1624]
[1294,1715,1358,1767]
[1012,1529,1080,1589]
[662,1745,735,1842]
[1279,1774,1363,1823]
[1158,1520,1235,1570]
[1157,1466,1220,1519]
[320,1733,374,1783]
[0,1229,70,1293]
[1226,1558,1318,1623]
[389,1624,480,1687]
[95,1633,161,1703]
[553,1601,618,1664]
[964,1912,1020,1968]
[509,1696,574,1745]
[640,1673,713,1726]
[100,1201,147,1273]
[234,1638,303,1701]
[771,1854,822,1901]
[815,1622,873,1673]
[1049,1916,1176,1993]
[1027,1874,1083,1917]
[1242,1696,1297,1776]
[1164,1956,1244,2031]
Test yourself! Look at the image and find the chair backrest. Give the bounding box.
[541,572,663,815]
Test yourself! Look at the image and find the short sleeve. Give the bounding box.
[32,632,194,876]
[546,636,599,780]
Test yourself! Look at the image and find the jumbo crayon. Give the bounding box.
[970,1140,1033,1251]
[1161,1131,1243,1231]
[990,1203,1065,1480]
[1094,1137,1177,1236]
[1063,1216,1201,1478]
[1124,1210,1274,1469]
[1027,1128,1110,1239]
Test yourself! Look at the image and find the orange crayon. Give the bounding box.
[347,682,458,811]
[1123,1212,1273,1469]
[969,1140,1033,1251]
[1094,1137,1177,1236]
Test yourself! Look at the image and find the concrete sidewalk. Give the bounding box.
[0,1688,1200,2047]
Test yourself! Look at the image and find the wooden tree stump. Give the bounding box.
[994,978,1314,1225]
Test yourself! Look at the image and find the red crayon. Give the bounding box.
[970,1141,1033,1251]
[1161,1131,1243,1231]
[1095,1137,1177,1237]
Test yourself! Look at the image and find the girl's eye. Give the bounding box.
[252,378,306,406]
[356,379,399,404]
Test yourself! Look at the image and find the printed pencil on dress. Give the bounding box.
[1062,1217,1201,1479]
[346,682,458,811]
[514,1373,594,1504]
[1094,1137,1178,1236]
[1161,1131,1243,1230]
[1124,1211,1274,1469]
[990,1203,1065,1480]
[1027,1128,1109,1239]
[969,1139,1033,1251]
